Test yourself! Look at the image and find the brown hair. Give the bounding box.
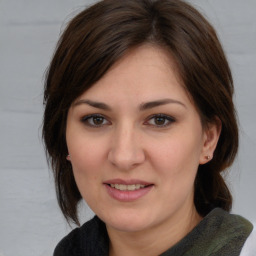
[43,0,238,225]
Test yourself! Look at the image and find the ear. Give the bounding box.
[199,117,222,164]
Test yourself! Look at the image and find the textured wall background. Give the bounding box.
[0,0,255,255]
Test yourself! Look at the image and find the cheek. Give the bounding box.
[149,129,203,178]
[67,140,106,204]
[148,134,202,209]
[69,142,105,176]
[66,127,108,184]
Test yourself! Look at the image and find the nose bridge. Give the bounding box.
[108,122,145,169]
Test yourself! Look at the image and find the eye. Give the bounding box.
[145,114,175,127]
[81,114,110,127]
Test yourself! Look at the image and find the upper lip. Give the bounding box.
[103,179,153,186]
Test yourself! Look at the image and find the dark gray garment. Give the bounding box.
[54,208,253,256]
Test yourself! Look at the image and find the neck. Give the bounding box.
[107,205,202,256]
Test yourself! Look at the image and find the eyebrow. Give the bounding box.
[139,98,186,110]
[73,99,111,110]
[73,98,186,111]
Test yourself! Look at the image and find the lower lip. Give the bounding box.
[104,184,153,202]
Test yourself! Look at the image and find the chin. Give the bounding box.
[109,220,150,233]
[101,210,155,233]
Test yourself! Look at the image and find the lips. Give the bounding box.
[110,184,146,191]
[103,179,153,201]
[104,178,152,186]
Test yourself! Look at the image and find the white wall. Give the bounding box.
[0,1,255,255]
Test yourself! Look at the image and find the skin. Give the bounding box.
[66,44,221,256]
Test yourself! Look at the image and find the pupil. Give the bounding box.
[93,117,103,125]
[155,117,165,125]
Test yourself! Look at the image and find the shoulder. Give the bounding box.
[210,209,253,255]
[240,223,256,256]
[211,208,253,238]
[193,208,253,255]
[53,216,108,256]
[53,225,82,256]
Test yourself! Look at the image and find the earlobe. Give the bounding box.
[66,154,71,161]
[199,117,222,164]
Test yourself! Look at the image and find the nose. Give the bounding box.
[108,124,145,171]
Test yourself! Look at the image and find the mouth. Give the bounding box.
[103,179,153,201]
[108,184,150,191]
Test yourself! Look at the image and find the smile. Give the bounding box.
[104,180,153,202]
[110,184,146,191]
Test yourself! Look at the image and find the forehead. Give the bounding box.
[76,44,190,104]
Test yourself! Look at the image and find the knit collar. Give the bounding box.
[78,208,253,256]
[160,208,253,256]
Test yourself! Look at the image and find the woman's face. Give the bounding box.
[66,44,215,234]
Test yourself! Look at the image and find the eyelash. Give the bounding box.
[81,114,175,128]
[145,114,175,128]
[81,114,110,127]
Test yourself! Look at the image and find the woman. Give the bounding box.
[43,0,255,255]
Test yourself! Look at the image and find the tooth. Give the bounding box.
[110,184,147,191]
[127,184,136,191]
[119,184,127,191]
